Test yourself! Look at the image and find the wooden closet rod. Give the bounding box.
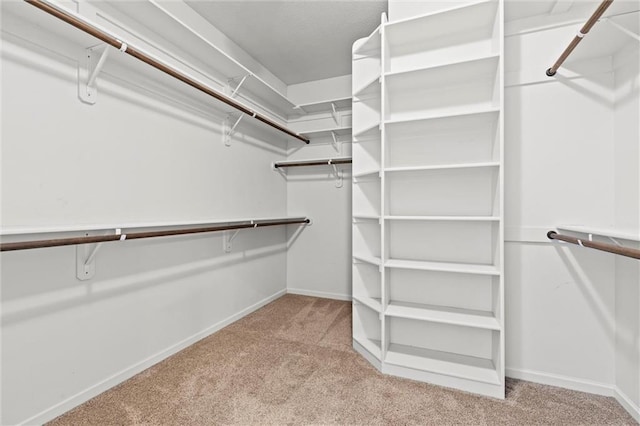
[547,231,640,260]
[24,0,310,144]
[274,157,352,168]
[0,218,310,252]
[546,0,614,76]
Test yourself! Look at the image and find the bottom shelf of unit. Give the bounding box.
[385,343,500,385]
[354,336,382,359]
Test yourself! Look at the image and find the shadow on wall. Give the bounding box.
[0,228,301,325]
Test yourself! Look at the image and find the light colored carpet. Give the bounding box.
[49,294,636,425]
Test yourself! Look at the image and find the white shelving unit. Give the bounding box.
[352,1,504,399]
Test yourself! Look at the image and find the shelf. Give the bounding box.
[353,25,381,56]
[353,254,382,266]
[385,107,500,127]
[385,216,499,222]
[385,259,499,276]
[353,169,380,179]
[385,162,499,173]
[557,225,639,243]
[386,301,500,330]
[354,295,382,313]
[385,1,499,74]
[386,343,500,385]
[353,122,380,139]
[300,126,352,139]
[354,336,382,359]
[294,97,351,115]
[353,74,381,98]
[384,54,499,90]
[353,215,381,221]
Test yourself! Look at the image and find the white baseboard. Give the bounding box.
[20,289,287,426]
[506,367,614,397]
[614,386,640,423]
[287,287,351,301]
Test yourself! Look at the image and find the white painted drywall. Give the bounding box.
[613,46,640,417]
[0,5,291,425]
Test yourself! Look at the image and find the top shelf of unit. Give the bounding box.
[294,97,352,115]
[384,0,499,50]
[353,24,381,56]
[557,225,640,242]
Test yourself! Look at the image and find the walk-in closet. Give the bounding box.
[1,0,639,424]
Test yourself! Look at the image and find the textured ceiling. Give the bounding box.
[186,0,387,85]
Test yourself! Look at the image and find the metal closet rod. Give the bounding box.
[274,157,352,168]
[547,231,640,260]
[0,218,310,252]
[546,0,614,76]
[24,0,310,144]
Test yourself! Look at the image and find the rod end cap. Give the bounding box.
[546,68,556,77]
[547,231,557,239]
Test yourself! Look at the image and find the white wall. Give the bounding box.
[613,45,640,417]
[504,24,617,392]
[285,77,353,300]
[0,5,292,424]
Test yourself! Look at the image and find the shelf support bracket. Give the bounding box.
[608,236,623,246]
[330,102,339,126]
[76,228,121,280]
[79,43,111,104]
[223,114,245,147]
[330,131,342,154]
[329,159,343,188]
[224,222,254,252]
[227,73,252,98]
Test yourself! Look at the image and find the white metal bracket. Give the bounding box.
[329,159,343,188]
[79,44,111,104]
[330,102,339,126]
[226,74,252,98]
[76,241,101,280]
[223,114,245,146]
[223,229,240,253]
[607,236,623,246]
[330,131,342,154]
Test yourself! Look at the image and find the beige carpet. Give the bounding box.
[50,295,636,425]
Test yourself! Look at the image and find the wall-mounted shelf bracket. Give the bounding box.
[602,18,640,42]
[330,131,342,153]
[79,43,112,104]
[223,229,240,252]
[331,102,340,126]
[223,113,245,146]
[227,73,252,98]
[329,159,343,188]
[75,228,121,280]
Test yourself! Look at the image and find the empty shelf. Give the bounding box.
[386,301,500,330]
[353,74,381,98]
[386,343,501,385]
[354,336,382,359]
[353,169,380,179]
[353,122,380,139]
[385,215,499,222]
[354,254,382,266]
[354,295,382,313]
[354,25,381,56]
[385,162,499,173]
[294,97,351,115]
[385,259,500,276]
[353,214,381,221]
[385,54,499,91]
[385,107,500,127]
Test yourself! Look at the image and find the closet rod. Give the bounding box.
[24,0,310,144]
[0,218,310,252]
[546,0,614,76]
[274,157,352,168]
[547,231,640,260]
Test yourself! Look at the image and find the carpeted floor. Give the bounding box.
[50,295,636,425]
